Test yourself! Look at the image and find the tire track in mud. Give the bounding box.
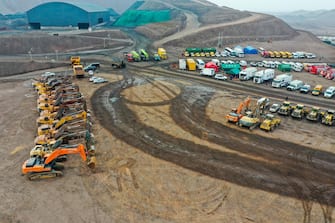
[91,74,335,209]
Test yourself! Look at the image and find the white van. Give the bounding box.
[195,59,205,70]
[324,86,335,98]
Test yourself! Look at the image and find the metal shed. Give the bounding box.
[27,2,110,29]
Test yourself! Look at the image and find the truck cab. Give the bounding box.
[287,80,304,91]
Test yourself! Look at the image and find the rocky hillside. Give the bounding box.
[273,10,335,35]
[134,0,298,45]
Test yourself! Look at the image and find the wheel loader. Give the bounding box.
[22,144,95,180]
[260,114,281,131]
[306,106,322,122]
[291,104,306,120]
[278,101,293,116]
[321,110,335,126]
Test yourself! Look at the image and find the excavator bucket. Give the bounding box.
[87,156,96,169]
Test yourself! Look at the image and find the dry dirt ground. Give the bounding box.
[0,62,334,223]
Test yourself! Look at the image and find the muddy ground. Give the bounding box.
[0,63,334,223]
[1,9,335,223]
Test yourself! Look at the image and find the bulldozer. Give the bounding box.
[260,114,281,131]
[306,106,322,122]
[226,97,251,123]
[291,104,306,120]
[22,144,95,180]
[321,110,335,126]
[278,101,293,116]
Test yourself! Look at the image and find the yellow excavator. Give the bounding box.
[37,111,88,136]
[22,144,95,180]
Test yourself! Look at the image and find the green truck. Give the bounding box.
[130,51,141,62]
[139,49,149,61]
[278,64,291,72]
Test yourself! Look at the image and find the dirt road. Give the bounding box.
[154,13,264,47]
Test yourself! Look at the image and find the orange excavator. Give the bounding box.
[22,144,95,180]
[225,97,251,123]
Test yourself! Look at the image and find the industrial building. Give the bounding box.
[26,2,110,29]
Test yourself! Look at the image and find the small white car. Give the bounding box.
[269,103,280,113]
[214,74,228,81]
[89,76,98,82]
[93,77,108,84]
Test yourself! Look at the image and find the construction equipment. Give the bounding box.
[291,104,306,120]
[260,114,281,131]
[237,97,268,130]
[139,49,149,61]
[22,144,95,180]
[73,65,85,78]
[321,110,335,126]
[70,56,81,66]
[278,101,293,116]
[226,97,251,123]
[306,106,322,122]
[157,48,167,60]
[34,129,92,146]
[37,111,88,135]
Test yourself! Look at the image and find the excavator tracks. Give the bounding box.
[27,170,63,181]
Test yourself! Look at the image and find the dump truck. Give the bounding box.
[130,51,141,62]
[291,104,306,120]
[321,110,335,126]
[186,59,196,71]
[70,56,81,66]
[260,114,281,131]
[73,65,85,78]
[139,49,149,61]
[202,47,216,57]
[278,101,293,116]
[306,106,322,122]
[158,48,167,60]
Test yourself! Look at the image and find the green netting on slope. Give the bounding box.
[113,10,171,27]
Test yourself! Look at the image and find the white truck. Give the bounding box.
[196,59,205,69]
[272,73,292,88]
[253,69,274,84]
[179,59,186,70]
[287,80,304,91]
[292,62,303,72]
[200,68,215,77]
[239,67,257,81]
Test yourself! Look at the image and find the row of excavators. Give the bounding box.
[23,72,96,180]
[226,96,334,131]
